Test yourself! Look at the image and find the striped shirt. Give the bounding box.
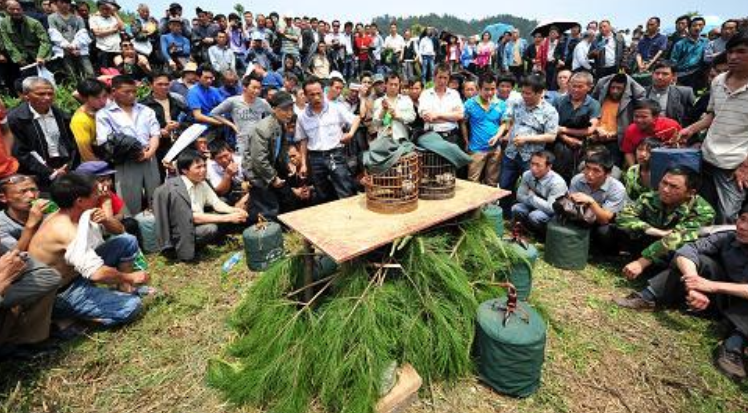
[702,73,748,169]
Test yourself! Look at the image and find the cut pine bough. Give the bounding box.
[207,216,528,413]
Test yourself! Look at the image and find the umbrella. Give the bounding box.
[482,23,515,42]
[531,19,580,37]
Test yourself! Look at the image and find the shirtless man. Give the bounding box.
[29,173,147,327]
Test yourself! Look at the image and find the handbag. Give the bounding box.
[552,194,597,228]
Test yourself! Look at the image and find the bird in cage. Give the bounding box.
[401,179,416,195]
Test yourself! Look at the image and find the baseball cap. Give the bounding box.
[271,91,295,109]
[76,161,116,176]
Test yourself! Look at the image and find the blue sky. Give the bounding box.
[121,0,736,33]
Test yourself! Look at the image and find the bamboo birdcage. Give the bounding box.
[364,152,420,214]
[418,150,456,200]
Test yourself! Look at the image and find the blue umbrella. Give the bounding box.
[482,23,515,42]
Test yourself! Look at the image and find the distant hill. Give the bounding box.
[372,13,538,38]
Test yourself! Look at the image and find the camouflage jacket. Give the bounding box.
[623,164,652,202]
[616,192,715,263]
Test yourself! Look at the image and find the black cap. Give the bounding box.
[168,2,181,9]
[271,91,294,109]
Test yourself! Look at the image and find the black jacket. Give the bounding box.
[139,92,189,127]
[8,102,77,187]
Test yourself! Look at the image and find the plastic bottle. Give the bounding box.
[221,252,243,276]
[32,199,59,214]
[133,251,148,271]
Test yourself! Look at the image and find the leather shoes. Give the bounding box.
[613,292,656,311]
[714,343,746,382]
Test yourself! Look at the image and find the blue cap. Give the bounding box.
[76,161,116,176]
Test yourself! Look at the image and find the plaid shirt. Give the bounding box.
[504,99,559,162]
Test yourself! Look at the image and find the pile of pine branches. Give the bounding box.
[208,215,524,413]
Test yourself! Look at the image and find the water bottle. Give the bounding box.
[32,199,59,214]
[133,251,148,271]
[221,252,243,276]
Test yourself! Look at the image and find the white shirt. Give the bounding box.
[207,154,244,188]
[702,73,748,169]
[372,94,416,141]
[603,34,616,67]
[89,15,121,52]
[29,105,62,158]
[419,36,435,57]
[181,176,231,214]
[295,100,356,151]
[572,40,592,71]
[384,34,405,53]
[208,45,236,73]
[418,88,464,132]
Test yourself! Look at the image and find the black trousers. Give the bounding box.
[649,254,748,336]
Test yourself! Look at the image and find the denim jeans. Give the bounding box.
[499,154,530,193]
[308,149,356,203]
[421,55,435,84]
[511,203,552,233]
[53,234,142,326]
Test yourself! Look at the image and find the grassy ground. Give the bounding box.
[1,236,746,413]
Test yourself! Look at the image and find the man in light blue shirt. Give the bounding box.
[96,75,160,216]
[503,29,527,80]
[462,74,507,187]
[512,150,568,234]
[670,17,707,89]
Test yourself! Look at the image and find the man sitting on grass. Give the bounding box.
[615,205,748,382]
[615,167,715,280]
[29,173,148,327]
[153,149,248,262]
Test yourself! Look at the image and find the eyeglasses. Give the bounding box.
[0,174,33,188]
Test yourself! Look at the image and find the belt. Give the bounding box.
[309,147,344,155]
[431,129,457,137]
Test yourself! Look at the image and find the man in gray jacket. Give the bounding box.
[592,73,646,165]
[246,91,297,223]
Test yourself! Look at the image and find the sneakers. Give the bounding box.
[714,343,746,382]
[613,292,656,311]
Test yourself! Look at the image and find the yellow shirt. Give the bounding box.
[70,107,99,162]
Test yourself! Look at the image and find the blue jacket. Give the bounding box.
[502,39,527,70]
[161,33,191,60]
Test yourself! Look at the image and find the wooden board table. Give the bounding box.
[278,179,510,300]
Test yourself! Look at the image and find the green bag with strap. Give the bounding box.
[475,293,547,398]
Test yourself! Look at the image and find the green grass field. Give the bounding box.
[1,236,747,413]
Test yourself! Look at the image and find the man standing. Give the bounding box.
[191,7,219,65]
[511,150,568,234]
[615,206,748,381]
[670,17,707,90]
[704,20,739,63]
[589,20,624,79]
[644,61,694,125]
[462,74,507,187]
[9,77,76,191]
[498,74,559,193]
[89,0,124,69]
[615,167,715,280]
[383,23,405,74]
[503,29,527,80]
[635,17,668,74]
[71,79,108,162]
[296,76,361,202]
[246,91,298,222]
[680,34,748,224]
[96,75,160,216]
[418,64,464,145]
[0,1,51,81]
[418,28,436,84]
[47,0,93,79]
[371,74,416,141]
[210,73,272,156]
[666,15,690,59]
[552,71,601,182]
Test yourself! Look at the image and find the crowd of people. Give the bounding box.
[1,0,748,383]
